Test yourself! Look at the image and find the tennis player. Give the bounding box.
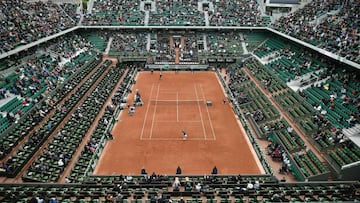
[182,129,187,140]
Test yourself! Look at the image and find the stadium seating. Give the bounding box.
[0,175,358,202]
[253,38,286,59]
[235,59,358,181]
[0,0,78,54]
[247,62,287,93]
[302,76,360,130]
[206,32,244,58]
[69,66,138,183]
[109,32,148,57]
[243,31,269,52]
[1,57,103,178]
[82,31,109,52]
[273,90,315,122]
[209,0,270,27]
[83,0,144,26]
[328,144,360,169]
[0,51,101,159]
[293,150,329,178]
[148,0,204,26]
[0,0,359,196]
[22,60,120,182]
[272,1,359,64]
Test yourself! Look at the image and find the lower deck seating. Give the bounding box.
[0,176,358,202]
[328,144,360,168]
[1,57,102,178]
[22,60,122,182]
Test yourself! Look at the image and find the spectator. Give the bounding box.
[176,166,182,174]
[211,166,218,175]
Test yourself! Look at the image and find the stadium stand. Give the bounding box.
[148,0,204,26]
[209,0,270,27]
[83,0,144,25]
[272,0,360,64]
[109,31,148,57]
[22,60,125,182]
[0,176,358,202]
[0,0,78,54]
[206,31,244,58]
[69,65,138,183]
[82,31,109,52]
[1,56,103,178]
[0,0,360,201]
[243,31,269,52]
[0,33,101,153]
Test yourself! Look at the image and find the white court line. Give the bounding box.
[149,84,160,139]
[176,92,179,122]
[140,84,155,140]
[200,84,216,140]
[194,84,207,140]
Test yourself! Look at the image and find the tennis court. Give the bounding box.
[94,71,263,175]
[140,83,216,141]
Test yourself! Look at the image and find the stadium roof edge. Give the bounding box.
[0,26,79,60]
[0,25,359,70]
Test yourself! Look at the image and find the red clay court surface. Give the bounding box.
[94,71,264,175]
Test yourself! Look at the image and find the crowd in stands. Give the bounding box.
[300,65,360,129]
[207,32,243,57]
[110,32,147,56]
[21,59,119,182]
[223,52,358,180]
[0,33,97,125]
[0,174,358,202]
[268,48,324,81]
[251,110,265,122]
[0,53,58,126]
[272,0,360,63]
[179,35,199,62]
[91,173,275,202]
[267,141,291,175]
[226,66,250,105]
[315,1,360,63]
[155,36,175,63]
[0,0,359,188]
[62,3,80,22]
[47,34,93,59]
[254,37,328,84]
[83,0,273,27]
[83,0,144,25]
[0,34,103,176]
[68,65,137,183]
[148,0,204,26]
[0,0,78,54]
[209,0,268,27]
[252,32,359,130]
